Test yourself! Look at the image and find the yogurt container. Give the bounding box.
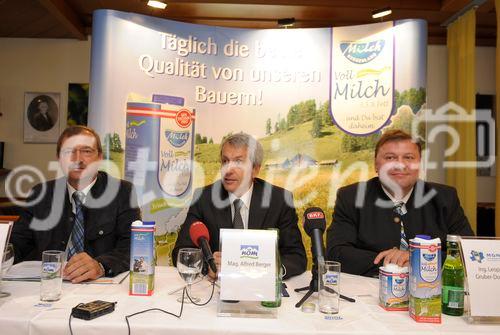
[379,263,409,311]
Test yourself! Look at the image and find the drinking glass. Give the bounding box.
[0,243,14,298]
[40,250,64,302]
[318,261,341,314]
[176,248,203,303]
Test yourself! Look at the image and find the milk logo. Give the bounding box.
[325,273,339,285]
[240,245,259,259]
[485,252,500,262]
[42,262,60,274]
[340,39,385,64]
[420,247,439,283]
[392,276,407,298]
[470,250,485,263]
[422,253,436,262]
[135,233,146,241]
[165,130,190,148]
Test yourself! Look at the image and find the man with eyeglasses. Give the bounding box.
[172,132,306,279]
[11,126,141,283]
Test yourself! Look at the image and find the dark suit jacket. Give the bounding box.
[11,171,141,276]
[172,178,307,279]
[31,112,54,131]
[326,177,474,277]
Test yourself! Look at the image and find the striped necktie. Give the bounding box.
[68,191,85,259]
[393,201,408,251]
[232,199,244,229]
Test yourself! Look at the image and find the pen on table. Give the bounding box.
[340,294,356,303]
[90,279,114,284]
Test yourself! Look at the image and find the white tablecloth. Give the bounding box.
[1,266,499,335]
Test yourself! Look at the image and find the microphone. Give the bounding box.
[189,221,217,274]
[296,207,356,305]
[303,207,326,264]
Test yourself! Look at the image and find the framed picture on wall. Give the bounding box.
[23,92,61,143]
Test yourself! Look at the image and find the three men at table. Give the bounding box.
[11,126,141,283]
[10,126,474,282]
[326,130,474,277]
[172,133,307,279]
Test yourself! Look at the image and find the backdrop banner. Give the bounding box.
[89,10,427,265]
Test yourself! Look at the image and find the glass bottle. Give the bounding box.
[261,259,282,308]
[262,229,282,308]
[441,234,465,316]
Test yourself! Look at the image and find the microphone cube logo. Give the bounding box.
[306,211,325,220]
[240,245,259,259]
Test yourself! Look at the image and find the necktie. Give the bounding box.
[393,201,409,251]
[68,191,85,259]
[232,199,244,229]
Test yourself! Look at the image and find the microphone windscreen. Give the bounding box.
[189,221,210,247]
[303,207,326,236]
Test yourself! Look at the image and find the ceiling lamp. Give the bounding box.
[277,18,295,28]
[147,1,167,9]
[372,7,392,19]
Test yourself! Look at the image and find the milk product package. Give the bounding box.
[125,98,195,201]
[124,94,195,265]
[129,220,156,296]
[409,236,442,323]
[379,264,409,311]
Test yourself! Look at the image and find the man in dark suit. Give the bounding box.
[11,126,141,282]
[326,130,474,277]
[172,133,306,279]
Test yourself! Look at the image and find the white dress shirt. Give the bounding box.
[228,184,254,229]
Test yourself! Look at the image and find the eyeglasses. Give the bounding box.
[60,147,97,157]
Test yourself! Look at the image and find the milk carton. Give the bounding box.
[379,264,409,311]
[124,96,195,265]
[409,236,442,323]
[129,220,155,296]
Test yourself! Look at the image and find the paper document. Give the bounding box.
[87,271,129,284]
[3,261,129,284]
[2,261,41,281]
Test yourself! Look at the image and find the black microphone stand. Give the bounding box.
[294,260,356,307]
[294,262,319,308]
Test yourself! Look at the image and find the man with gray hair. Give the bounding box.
[173,132,306,279]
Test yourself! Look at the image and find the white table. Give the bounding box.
[1,266,499,335]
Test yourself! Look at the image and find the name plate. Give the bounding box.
[460,238,500,317]
[219,229,277,301]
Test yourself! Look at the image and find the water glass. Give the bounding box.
[176,248,203,303]
[0,243,14,298]
[40,250,64,302]
[318,261,341,314]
